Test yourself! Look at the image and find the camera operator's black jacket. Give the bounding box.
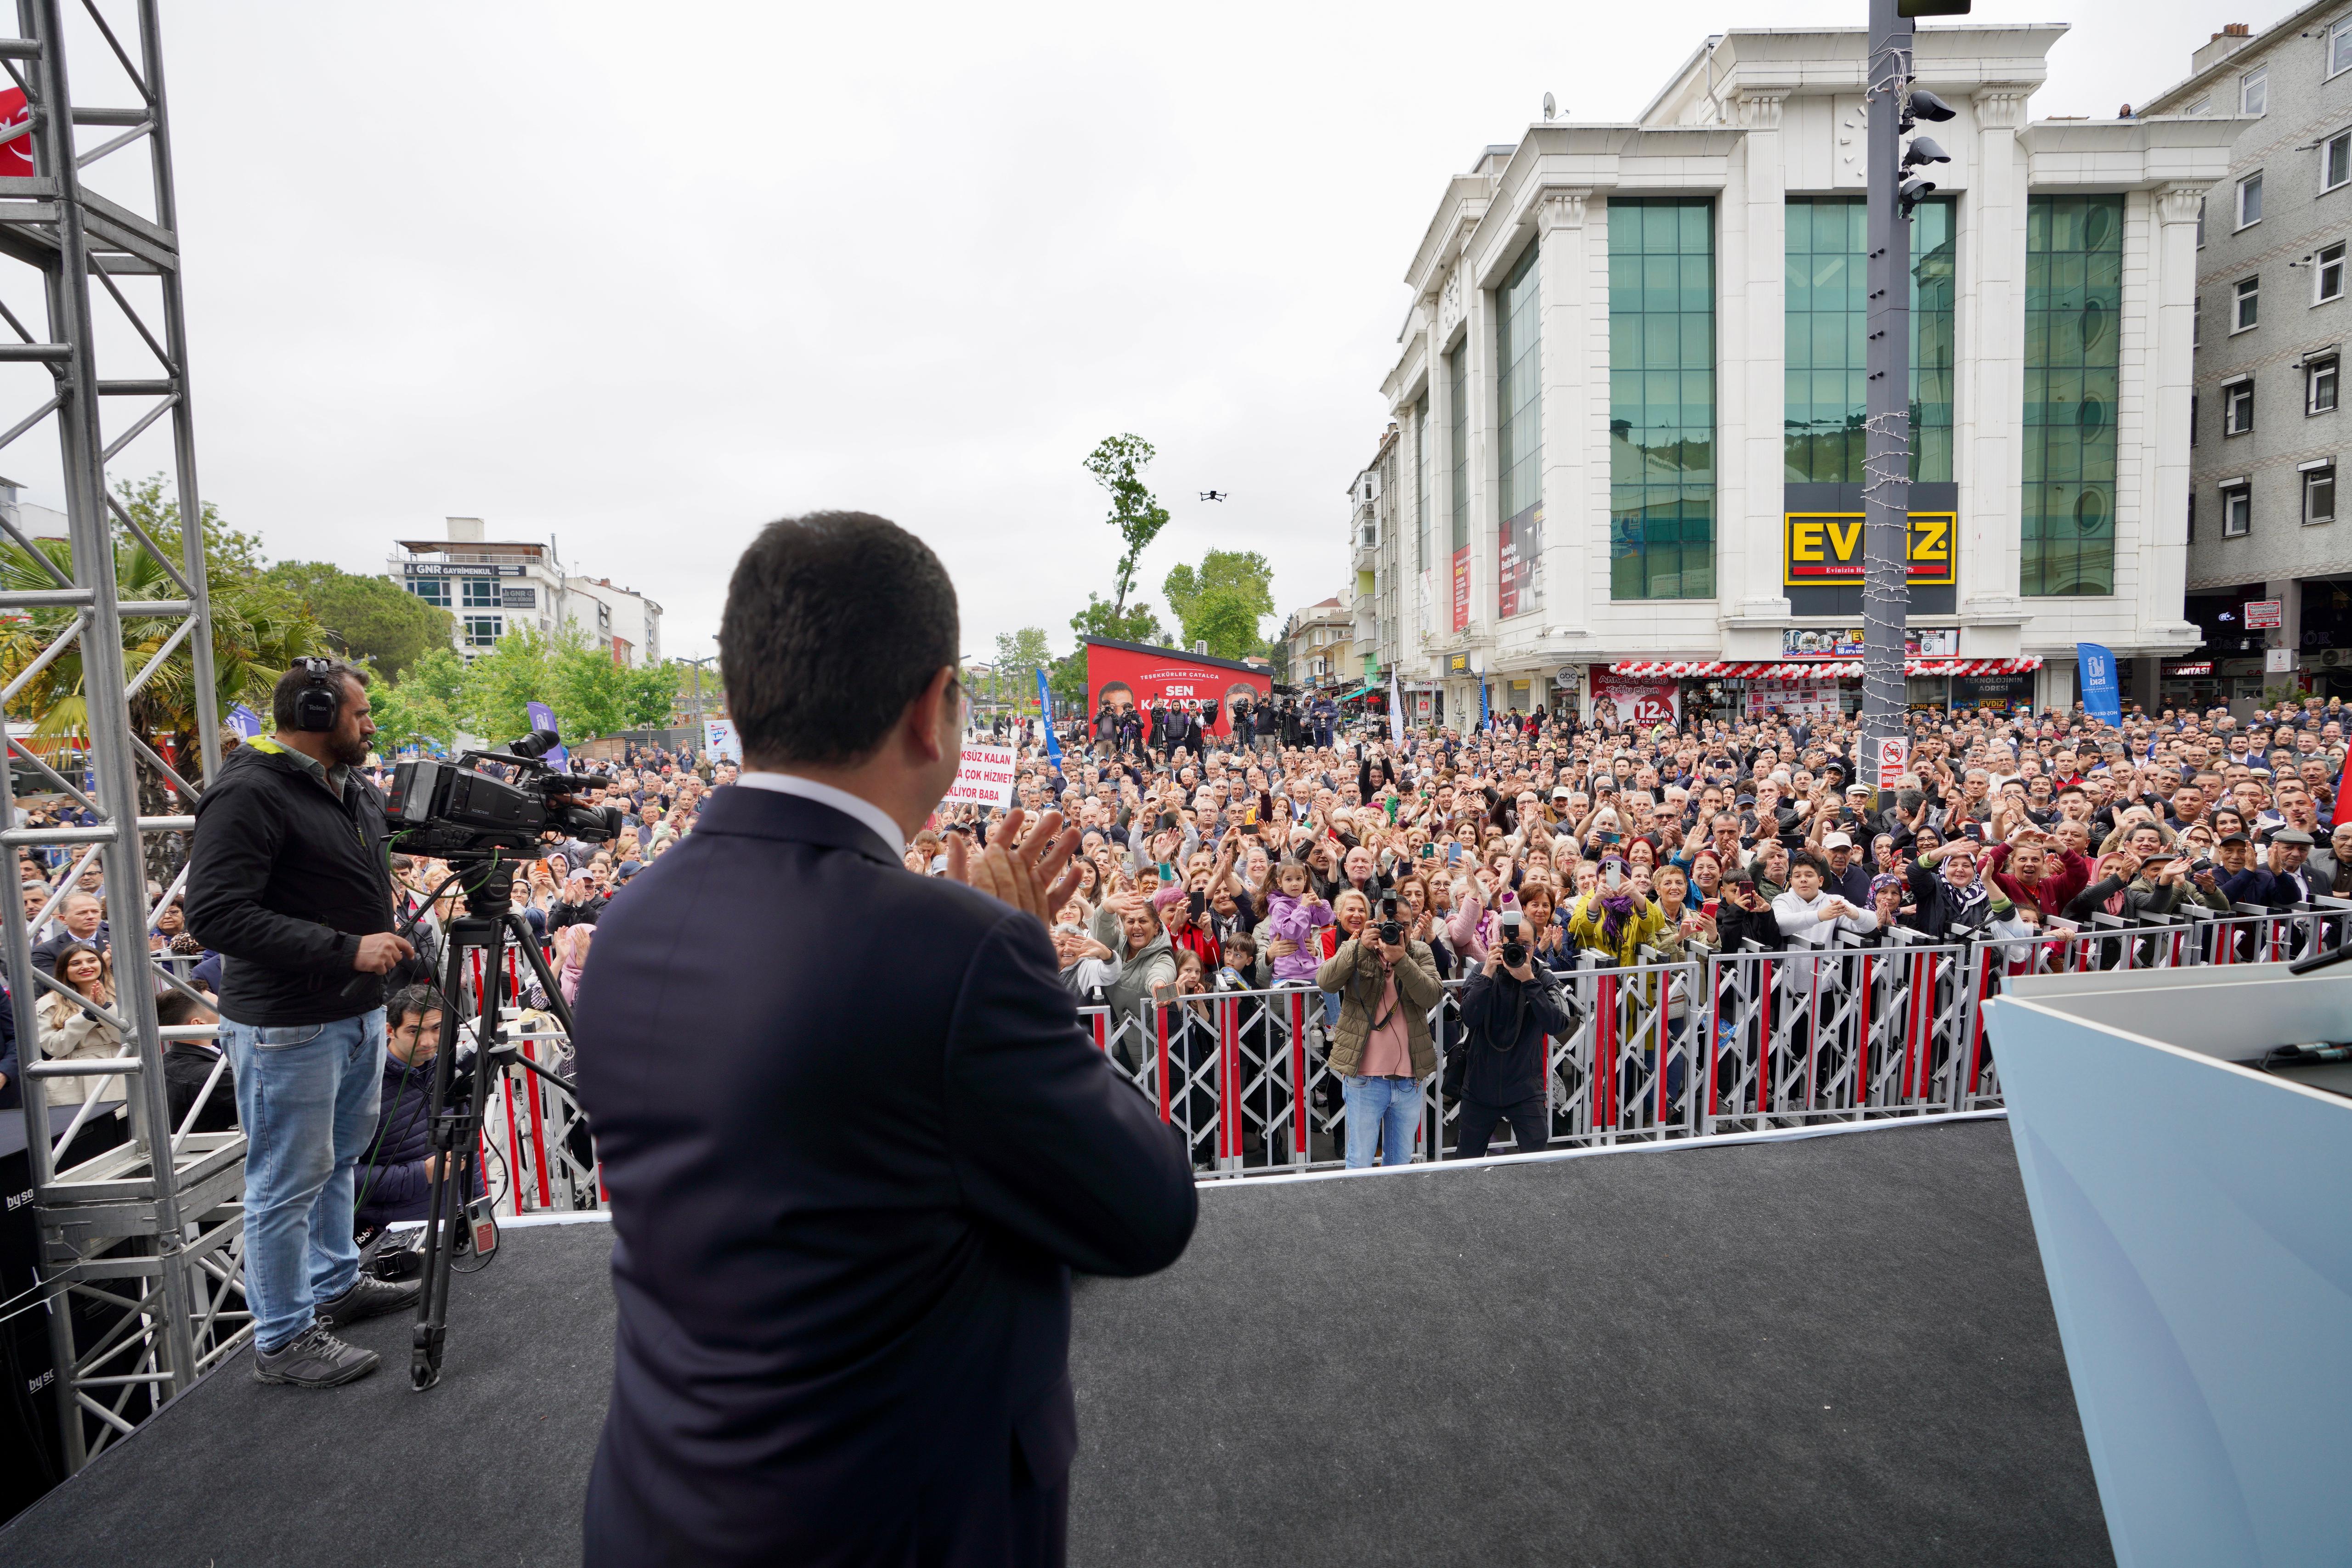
[1450,968,1571,1105]
[184,740,394,1027]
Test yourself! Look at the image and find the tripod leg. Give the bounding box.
[411,905,507,1390]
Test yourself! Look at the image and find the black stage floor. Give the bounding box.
[0,1118,2106,1568]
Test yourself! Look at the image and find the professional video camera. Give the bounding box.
[383,727,624,859]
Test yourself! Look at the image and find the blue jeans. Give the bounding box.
[1342,1074,1421,1168]
[222,1010,386,1353]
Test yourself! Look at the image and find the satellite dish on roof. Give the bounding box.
[1542,92,1556,121]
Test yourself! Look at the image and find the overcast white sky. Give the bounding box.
[3,0,2253,666]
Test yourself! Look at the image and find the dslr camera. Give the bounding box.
[1377,894,1404,947]
[384,728,624,859]
[1498,897,1527,970]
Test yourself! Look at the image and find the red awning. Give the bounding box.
[1606,656,2044,679]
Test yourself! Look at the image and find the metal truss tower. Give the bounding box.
[0,0,240,1471]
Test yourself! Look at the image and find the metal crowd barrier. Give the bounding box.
[184,901,2352,1202]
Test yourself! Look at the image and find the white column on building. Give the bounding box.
[1465,228,1497,654]
[1728,92,1789,628]
[1535,188,1592,638]
[2146,186,2205,646]
[1959,90,2028,644]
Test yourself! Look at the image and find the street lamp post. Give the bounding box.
[682,652,719,737]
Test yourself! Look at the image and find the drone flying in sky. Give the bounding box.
[1199,491,1228,502]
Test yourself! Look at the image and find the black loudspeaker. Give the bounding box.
[288,657,341,732]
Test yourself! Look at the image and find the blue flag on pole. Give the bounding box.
[226,704,263,739]
[1035,668,1063,775]
[525,701,568,769]
[2076,642,2121,728]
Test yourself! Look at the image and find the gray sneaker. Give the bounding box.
[315,1274,421,1330]
[253,1324,378,1388]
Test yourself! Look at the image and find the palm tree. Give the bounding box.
[0,526,326,882]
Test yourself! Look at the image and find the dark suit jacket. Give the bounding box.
[576,785,1197,1568]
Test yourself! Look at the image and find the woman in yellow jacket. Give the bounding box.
[1563,859,1668,967]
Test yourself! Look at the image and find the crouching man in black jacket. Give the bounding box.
[1447,941,1569,1157]
[184,659,419,1389]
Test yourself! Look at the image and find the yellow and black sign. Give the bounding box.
[1445,651,1472,674]
[1783,512,1955,586]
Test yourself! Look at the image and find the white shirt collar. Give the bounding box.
[731,771,906,862]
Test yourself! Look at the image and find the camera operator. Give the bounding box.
[184,659,419,1389]
[1316,892,1440,1168]
[1446,901,1570,1157]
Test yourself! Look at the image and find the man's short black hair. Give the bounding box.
[269,658,369,730]
[154,990,209,1028]
[387,984,444,1030]
[719,512,958,767]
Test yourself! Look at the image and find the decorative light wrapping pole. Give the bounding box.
[1863,0,1963,775]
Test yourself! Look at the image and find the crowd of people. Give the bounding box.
[940,691,2352,1165]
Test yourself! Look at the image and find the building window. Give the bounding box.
[2188,96,2212,117]
[2305,464,2337,525]
[2222,483,2251,538]
[2311,357,2339,414]
[2198,197,2207,247]
[2335,16,2352,76]
[1783,195,1956,484]
[1609,196,1716,601]
[406,576,448,607]
[461,577,499,609]
[501,586,537,609]
[2241,64,2267,116]
[1447,344,1469,628]
[2187,491,2196,543]
[2328,131,2352,192]
[463,614,503,647]
[2195,294,2202,346]
[2192,392,2199,443]
[1494,241,1542,619]
[2320,243,2348,305]
[2234,275,2260,331]
[2224,378,2256,433]
[2022,195,2121,596]
[2238,173,2263,229]
[1413,398,1430,575]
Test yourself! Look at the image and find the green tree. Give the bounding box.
[992,627,1052,713]
[114,471,269,582]
[1082,434,1171,620]
[1162,549,1275,660]
[1069,591,1165,649]
[548,640,681,740]
[370,646,466,752]
[453,623,558,745]
[265,560,455,681]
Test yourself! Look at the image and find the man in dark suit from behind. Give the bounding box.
[576,512,1198,1568]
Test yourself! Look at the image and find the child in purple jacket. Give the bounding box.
[1264,858,1333,985]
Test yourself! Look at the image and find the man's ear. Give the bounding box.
[906,666,956,765]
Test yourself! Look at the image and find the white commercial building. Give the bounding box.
[563,575,663,667]
[1374,23,2239,727]
[390,517,568,659]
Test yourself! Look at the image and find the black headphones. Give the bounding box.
[288,657,343,732]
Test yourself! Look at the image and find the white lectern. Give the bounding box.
[1984,965,2352,1568]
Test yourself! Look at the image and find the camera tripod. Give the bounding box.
[410,856,582,1391]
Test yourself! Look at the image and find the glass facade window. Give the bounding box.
[1783,196,1956,482]
[1608,197,1715,600]
[463,614,503,646]
[461,577,500,609]
[406,576,449,607]
[2021,194,2122,597]
[1494,242,1542,618]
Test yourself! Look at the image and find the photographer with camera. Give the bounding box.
[184,659,419,1389]
[1315,891,1441,1168]
[1447,899,1570,1158]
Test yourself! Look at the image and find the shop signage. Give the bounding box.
[1451,545,1470,633]
[401,562,527,577]
[1956,674,2034,708]
[1780,626,1959,658]
[1589,666,1679,727]
[2162,660,2214,677]
[1743,678,1840,719]
[1498,503,1541,619]
[2244,598,2284,630]
[1446,651,1471,674]
[2265,647,2297,673]
[1782,513,1956,586]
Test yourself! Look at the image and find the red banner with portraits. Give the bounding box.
[1084,639,1270,738]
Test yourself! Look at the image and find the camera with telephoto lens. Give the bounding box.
[384,728,624,859]
[1498,901,1527,970]
[1376,894,1403,947]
